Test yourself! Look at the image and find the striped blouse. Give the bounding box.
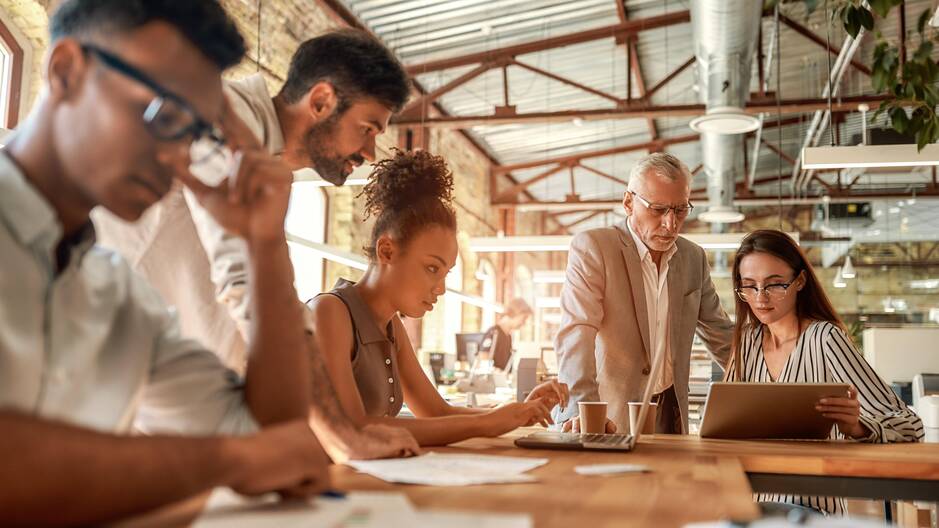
[731,321,924,515]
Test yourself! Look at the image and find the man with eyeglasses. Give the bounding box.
[0,1,334,524]
[554,152,734,435]
[92,28,419,462]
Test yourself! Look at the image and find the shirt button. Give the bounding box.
[388,377,394,384]
[642,367,650,375]
[389,396,395,403]
[385,358,391,365]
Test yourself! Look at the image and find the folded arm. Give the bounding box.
[0,411,287,527]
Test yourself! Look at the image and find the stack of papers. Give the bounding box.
[346,452,549,486]
[193,489,414,528]
[193,488,532,528]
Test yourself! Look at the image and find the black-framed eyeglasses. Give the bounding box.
[629,191,694,219]
[81,45,225,162]
[734,275,800,303]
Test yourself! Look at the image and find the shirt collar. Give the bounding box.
[626,216,678,265]
[0,150,97,264]
[241,74,286,156]
[333,278,395,345]
[0,150,62,251]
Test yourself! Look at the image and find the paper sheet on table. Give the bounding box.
[685,517,888,528]
[418,510,533,528]
[193,488,416,527]
[347,452,549,486]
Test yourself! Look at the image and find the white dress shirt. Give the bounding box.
[93,74,318,373]
[626,218,676,394]
[0,152,256,436]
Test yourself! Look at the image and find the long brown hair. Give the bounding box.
[730,229,845,380]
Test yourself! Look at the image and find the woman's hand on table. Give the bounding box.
[524,380,570,411]
[482,400,553,436]
[816,386,870,439]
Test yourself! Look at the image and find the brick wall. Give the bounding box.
[0,0,555,350]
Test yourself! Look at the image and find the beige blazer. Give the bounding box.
[553,221,733,433]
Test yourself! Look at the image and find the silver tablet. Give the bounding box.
[699,382,851,439]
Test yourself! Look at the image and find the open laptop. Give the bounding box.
[514,342,666,452]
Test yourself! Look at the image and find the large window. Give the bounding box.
[442,255,464,354]
[0,9,26,130]
[285,181,327,302]
[476,258,497,329]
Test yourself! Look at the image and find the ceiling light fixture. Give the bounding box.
[802,144,939,169]
[698,206,746,224]
[468,232,798,253]
[689,107,761,134]
[285,234,502,311]
[840,255,856,279]
[833,270,847,288]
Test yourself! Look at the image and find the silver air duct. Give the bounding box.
[690,0,764,224]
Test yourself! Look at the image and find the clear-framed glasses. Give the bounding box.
[629,191,694,219]
[81,44,225,166]
[734,277,798,303]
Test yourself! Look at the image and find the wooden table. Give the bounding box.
[123,429,939,527]
[332,433,761,528]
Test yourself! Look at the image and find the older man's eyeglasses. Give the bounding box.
[629,191,694,219]
[81,45,226,166]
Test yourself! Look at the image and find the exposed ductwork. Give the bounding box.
[690,0,764,224]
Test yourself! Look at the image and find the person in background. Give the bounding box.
[307,149,570,446]
[93,29,418,461]
[478,298,533,371]
[0,1,330,525]
[554,153,733,434]
[729,229,923,515]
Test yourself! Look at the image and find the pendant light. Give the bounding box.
[841,255,856,279]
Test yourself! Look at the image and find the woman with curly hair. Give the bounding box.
[306,149,569,446]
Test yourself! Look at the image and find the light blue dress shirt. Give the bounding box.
[0,151,256,436]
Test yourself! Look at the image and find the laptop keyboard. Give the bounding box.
[581,433,633,446]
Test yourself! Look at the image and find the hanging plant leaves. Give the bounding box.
[871,41,899,93]
[917,8,931,35]
[843,5,863,39]
[857,7,875,32]
[889,107,909,134]
[868,0,902,19]
[913,40,934,63]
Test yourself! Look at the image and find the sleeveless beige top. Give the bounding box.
[320,279,403,417]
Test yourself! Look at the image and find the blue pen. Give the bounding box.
[320,489,347,499]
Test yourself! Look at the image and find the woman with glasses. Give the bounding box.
[730,229,923,515]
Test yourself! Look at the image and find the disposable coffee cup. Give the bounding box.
[628,401,658,436]
[578,401,608,434]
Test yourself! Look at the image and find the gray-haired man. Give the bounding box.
[554,153,733,434]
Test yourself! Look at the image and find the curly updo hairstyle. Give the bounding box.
[359,149,457,261]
